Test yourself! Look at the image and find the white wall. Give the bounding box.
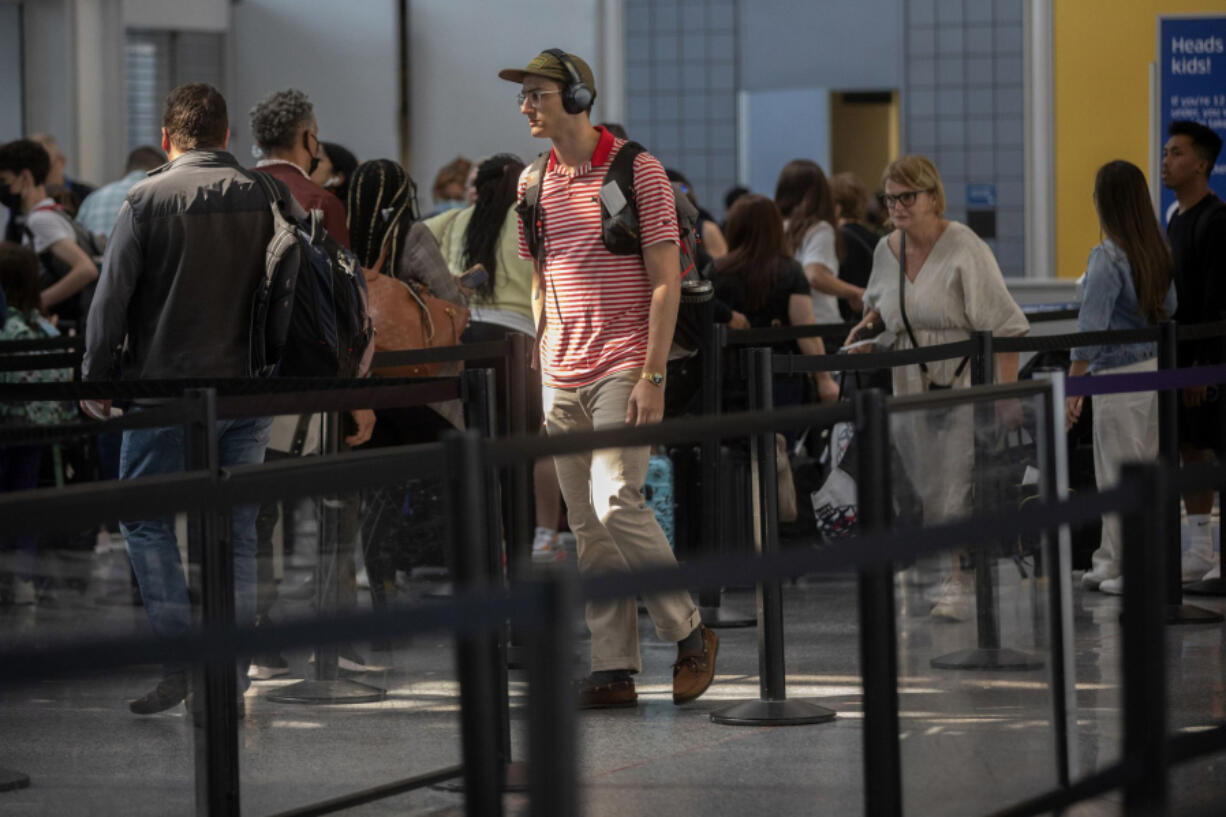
[122,0,227,31]
[738,0,902,91]
[229,0,400,173]
[0,3,24,141]
[408,0,600,210]
[738,88,831,198]
[20,0,73,167]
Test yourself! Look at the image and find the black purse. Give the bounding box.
[898,232,968,391]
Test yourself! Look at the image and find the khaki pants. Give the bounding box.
[544,369,701,673]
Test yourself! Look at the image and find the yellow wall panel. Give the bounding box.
[1053,0,1224,279]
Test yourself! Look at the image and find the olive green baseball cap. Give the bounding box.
[498,50,598,101]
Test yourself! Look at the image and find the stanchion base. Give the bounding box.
[710,698,836,726]
[265,678,387,705]
[1182,578,1226,597]
[1166,603,1224,625]
[433,760,529,793]
[0,767,30,792]
[698,605,757,629]
[930,648,1045,671]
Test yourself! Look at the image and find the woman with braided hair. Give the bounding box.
[347,159,468,617]
[425,153,565,563]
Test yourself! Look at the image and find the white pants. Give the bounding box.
[1089,358,1159,579]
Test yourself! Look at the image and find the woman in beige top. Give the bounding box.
[845,155,1029,621]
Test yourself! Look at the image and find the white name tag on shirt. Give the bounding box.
[599,180,628,214]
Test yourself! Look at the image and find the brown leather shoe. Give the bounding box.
[577,676,637,709]
[672,625,718,704]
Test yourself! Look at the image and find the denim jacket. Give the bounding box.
[1072,239,1177,372]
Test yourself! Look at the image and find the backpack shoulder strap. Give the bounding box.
[521,152,548,211]
[605,141,646,207]
[248,170,296,234]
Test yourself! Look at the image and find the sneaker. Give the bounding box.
[930,576,973,622]
[1081,570,1114,591]
[531,527,565,564]
[1099,576,1124,596]
[672,625,719,704]
[1182,521,1217,582]
[129,672,188,715]
[576,676,637,709]
[248,654,290,680]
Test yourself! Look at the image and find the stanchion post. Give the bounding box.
[1119,463,1169,816]
[525,574,577,817]
[314,412,341,684]
[854,389,901,817]
[697,320,754,627]
[184,388,240,817]
[266,413,386,705]
[931,332,1043,670]
[1159,320,1181,610]
[461,368,516,780]
[445,428,504,816]
[1157,321,1222,622]
[505,333,533,580]
[971,330,1001,651]
[698,314,722,571]
[1035,370,1078,787]
[710,347,834,726]
[1159,321,1184,611]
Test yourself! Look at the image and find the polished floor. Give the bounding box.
[1,540,1224,817]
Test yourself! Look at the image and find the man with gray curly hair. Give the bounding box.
[249,88,349,246]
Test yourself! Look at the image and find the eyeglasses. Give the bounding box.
[881,189,931,208]
[517,89,562,108]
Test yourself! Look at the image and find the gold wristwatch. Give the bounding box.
[641,370,666,387]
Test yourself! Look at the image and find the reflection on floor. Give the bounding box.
[1,545,1224,817]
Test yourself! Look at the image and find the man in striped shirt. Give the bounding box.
[501,49,718,709]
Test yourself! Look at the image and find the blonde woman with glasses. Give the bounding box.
[844,155,1029,620]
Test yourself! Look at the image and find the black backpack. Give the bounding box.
[25,203,103,330]
[517,141,713,353]
[247,171,374,378]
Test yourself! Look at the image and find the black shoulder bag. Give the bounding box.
[897,232,968,391]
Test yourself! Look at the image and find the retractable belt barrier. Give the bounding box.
[2,381,1225,817]
[5,316,1226,817]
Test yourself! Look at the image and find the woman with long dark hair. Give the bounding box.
[347,159,468,614]
[713,194,839,406]
[775,159,864,323]
[424,154,564,564]
[1067,160,1176,594]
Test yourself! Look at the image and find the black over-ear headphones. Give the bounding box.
[545,48,594,115]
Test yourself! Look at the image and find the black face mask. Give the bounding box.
[304,133,321,176]
[0,183,22,212]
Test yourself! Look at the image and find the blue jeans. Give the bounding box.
[120,417,272,646]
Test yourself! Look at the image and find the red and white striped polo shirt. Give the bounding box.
[518,126,679,389]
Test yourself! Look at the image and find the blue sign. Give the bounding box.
[1159,15,1226,220]
[966,183,997,208]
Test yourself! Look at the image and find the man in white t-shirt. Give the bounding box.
[0,139,99,323]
